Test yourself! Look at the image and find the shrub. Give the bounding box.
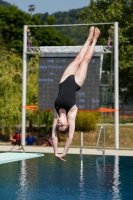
[75,112,99,132]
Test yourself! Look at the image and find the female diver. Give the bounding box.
[52,26,100,161]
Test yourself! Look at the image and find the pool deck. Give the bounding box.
[0,144,133,157]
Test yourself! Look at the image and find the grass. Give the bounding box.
[58,125,133,149]
[98,115,133,124]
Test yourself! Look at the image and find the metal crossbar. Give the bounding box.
[27,22,115,27]
[26,46,112,54]
[96,126,106,156]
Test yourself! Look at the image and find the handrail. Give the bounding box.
[96,126,106,156]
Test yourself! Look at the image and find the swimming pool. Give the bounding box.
[0,153,133,200]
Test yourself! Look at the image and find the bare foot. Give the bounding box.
[88,26,95,41]
[94,27,100,40]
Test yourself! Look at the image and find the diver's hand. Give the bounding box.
[55,153,66,162]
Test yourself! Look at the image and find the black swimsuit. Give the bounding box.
[55,75,80,115]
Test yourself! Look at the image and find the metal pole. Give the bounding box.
[27,22,115,28]
[22,25,27,145]
[114,22,119,149]
[81,132,83,147]
[80,132,83,159]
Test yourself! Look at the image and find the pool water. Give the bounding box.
[0,154,133,200]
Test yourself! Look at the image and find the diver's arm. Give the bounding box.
[52,110,58,155]
[62,115,76,157]
[52,110,66,161]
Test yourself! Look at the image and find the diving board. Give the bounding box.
[0,152,44,164]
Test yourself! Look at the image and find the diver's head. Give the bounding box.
[56,115,69,133]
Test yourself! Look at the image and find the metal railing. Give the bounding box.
[96,126,106,156]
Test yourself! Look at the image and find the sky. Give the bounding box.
[6,0,90,14]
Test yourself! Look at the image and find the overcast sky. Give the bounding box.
[6,0,90,14]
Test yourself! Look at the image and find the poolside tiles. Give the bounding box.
[0,152,44,164]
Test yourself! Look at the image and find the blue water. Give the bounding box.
[0,154,133,200]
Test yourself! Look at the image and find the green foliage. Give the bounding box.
[26,55,39,106]
[32,111,54,135]
[0,50,22,133]
[78,0,133,103]
[75,112,99,132]
[0,31,5,55]
[41,8,88,45]
[0,0,11,8]
[0,5,75,56]
[0,50,54,135]
[47,15,56,25]
[0,5,32,55]
[101,71,111,84]
[41,111,54,133]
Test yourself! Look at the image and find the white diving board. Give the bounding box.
[0,152,44,164]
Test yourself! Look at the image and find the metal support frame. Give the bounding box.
[22,25,28,145]
[22,23,119,148]
[114,22,119,149]
[26,46,112,54]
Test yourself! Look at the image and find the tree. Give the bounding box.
[78,0,133,102]
[0,48,54,135]
[0,50,22,134]
[52,8,88,45]
[0,0,11,8]
[0,5,74,56]
[0,5,32,55]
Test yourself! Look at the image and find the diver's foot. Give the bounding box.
[94,27,100,40]
[88,26,95,41]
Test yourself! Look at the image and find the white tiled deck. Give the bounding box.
[0,145,133,157]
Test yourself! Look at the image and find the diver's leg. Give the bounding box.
[60,26,95,83]
[75,27,100,86]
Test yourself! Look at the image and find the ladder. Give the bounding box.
[96,126,106,156]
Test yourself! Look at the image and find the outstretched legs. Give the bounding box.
[60,26,95,83]
[75,27,100,86]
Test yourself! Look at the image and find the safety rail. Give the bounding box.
[96,126,106,156]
